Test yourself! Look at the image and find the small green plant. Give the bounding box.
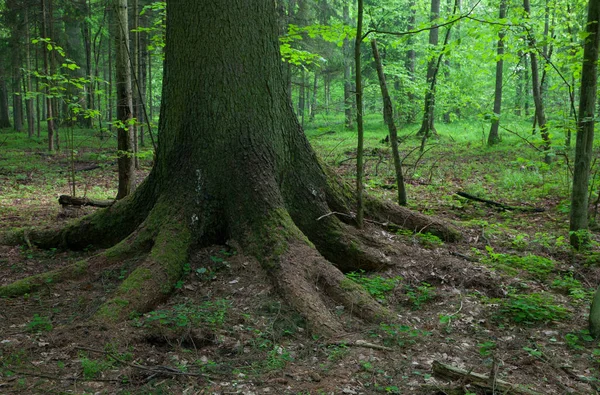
[551,274,589,300]
[495,292,569,324]
[346,270,402,301]
[564,331,594,350]
[79,354,113,379]
[144,299,229,330]
[478,341,497,356]
[415,232,444,248]
[405,282,435,309]
[27,314,53,333]
[265,345,292,370]
[483,247,555,280]
[326,342,349,361]
[371,323,431,347]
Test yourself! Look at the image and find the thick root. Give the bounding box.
[0,178,157,250]
[307,216,395,272]
[365,197,462,242]
[265,233,395,337]
[320,166,462,242]
[93,202,190,323]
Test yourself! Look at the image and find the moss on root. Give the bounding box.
[0,259,89,298]
[94,200,191,323]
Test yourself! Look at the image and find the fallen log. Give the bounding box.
[58,195,114,208]
[456,191,544,212]
[432,360,542,395]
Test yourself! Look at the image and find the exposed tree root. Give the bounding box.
[0,170,462,337]
[271,238,395,337]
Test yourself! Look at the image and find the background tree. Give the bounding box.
[570,0,600,249]
[113,0,135,199]
[416,0,440,138]
[488,0,508,145]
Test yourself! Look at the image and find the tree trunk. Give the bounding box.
[372,40,407,206]
[113,0,135,199]
[488,0,507,145]
[0,1,461,337]
[0,77,11,129]
[41,0,55,151]
[24,5,35,137]
[309,72,318,122]
[524,0,549,149]
[416,0,440,138]
[343,4,354,129]
[8,0,23,132]
[405,0,417,123]
[570,0,600,249]
[355,0,365,227]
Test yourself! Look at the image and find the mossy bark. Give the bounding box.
[0,1,461,336]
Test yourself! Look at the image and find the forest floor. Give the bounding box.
[1,118,600,394]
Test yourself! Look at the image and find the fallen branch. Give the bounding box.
[456,191,544,212]
[432,360,542,395]
[58,195,114,208]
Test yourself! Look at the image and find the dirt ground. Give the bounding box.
[1,154,600,394]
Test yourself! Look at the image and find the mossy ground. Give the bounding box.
[1,118,600,394]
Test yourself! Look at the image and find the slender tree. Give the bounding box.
[113,0,135,199]
[0,76,11,128]
[343,3,354,129]
[570,0,600,249]
[0,0,460,336]
[41,0,56,151]
[488,0,508,145]
[523,0,550,149]
[416,0,440,138]
[372,39,407,206]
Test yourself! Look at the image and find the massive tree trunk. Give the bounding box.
[488,0,507,145]
[0,1,461,337]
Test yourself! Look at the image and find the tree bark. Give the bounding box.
[113,0,135,199]
[488,0,507,145]
[571,0,600,249]
[371,39,407,206]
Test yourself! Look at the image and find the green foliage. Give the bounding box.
[345,270,402,301]
[483,247,556,280]
[143,299,229,330]
[405,282,435,310]
[79,353,113,379]
[265,345,293,370]
[370,323,431,347]
[494,292,569,324]
[415,232,444,248]
[478,341,497,356]
[27,314,53,333]
[551,274,589,301]
[326,342,349,361]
